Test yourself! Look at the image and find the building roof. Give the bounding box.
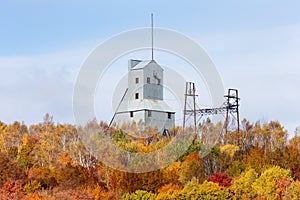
[131,60,151,69]
[131,60,159,70]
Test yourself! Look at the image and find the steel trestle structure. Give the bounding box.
[183,82,240,134]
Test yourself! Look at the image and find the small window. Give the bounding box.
[147,77,150,84]
[157,79,161,85]
[135,93,139,99]
[148,110,152,117]
[130,111,133,117]
[167,112,172,119]
[135,77,139,84]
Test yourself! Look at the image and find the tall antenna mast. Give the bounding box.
[151,13,154,60]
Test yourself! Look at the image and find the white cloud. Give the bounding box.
[197,23,300,136]
[0,43,94,125]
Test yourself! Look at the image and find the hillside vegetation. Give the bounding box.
[0,114,300,199]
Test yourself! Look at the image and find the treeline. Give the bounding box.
[0,114,299,199]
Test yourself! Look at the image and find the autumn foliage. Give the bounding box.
[207,172,233,187]
[0,115,300,199]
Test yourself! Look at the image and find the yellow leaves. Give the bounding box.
[220,144,239,158]
[136,142,149,152]
[194,180,230,196]
[231,168,258,199]
[285,181,300,200]
[252,166,293,199]
[24,179,41,194]
[123,142,138,153]
[28,167,52,181]
[289,136,300,152]
[0,121,27,151]
[161,162,181,185]
[156,179,233,200]
[2,116,300,199]
[0,122,6,151]
[122,190,156,200]
[21,133,29,146]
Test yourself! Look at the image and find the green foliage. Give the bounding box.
[112,130,131,143]
[178,138,202,161]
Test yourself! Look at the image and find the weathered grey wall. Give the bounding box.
[112,59,175,132]
[143,61,163,100]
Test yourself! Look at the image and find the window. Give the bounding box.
[130,111,133,117]
[167,112,172,119]
[147,77,150,84]
[148,110,152,117]
[157,79,161,85]
[135,77,139,84]
[135,93,139,99]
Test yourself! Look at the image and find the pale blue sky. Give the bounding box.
[1,1,300,136]
[1,1,300,55]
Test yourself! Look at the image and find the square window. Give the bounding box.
[147,77,150,84]
[135,77,139,84]
[167,112,172,119]
[135,93,139,99]
[130,111,133,117]
[148,110,152,117]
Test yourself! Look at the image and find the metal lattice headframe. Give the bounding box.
[183,82,240,134]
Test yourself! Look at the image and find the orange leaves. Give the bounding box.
[109,170,165,193]
[58,152,75,167]
[1,116,300,199]
[277,178,292,198]
[179,151,204,184]
[161,161,181,186]
[157,183,182,193]
[185,151,200,162]
[0,152,26,186]
[0,179,25,200]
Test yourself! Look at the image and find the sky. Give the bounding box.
[1,1,300,136]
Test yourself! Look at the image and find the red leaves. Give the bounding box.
[276,178,292,199]
[276,178,291,191]
[207,172,233,187]
[290,166,300,181]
